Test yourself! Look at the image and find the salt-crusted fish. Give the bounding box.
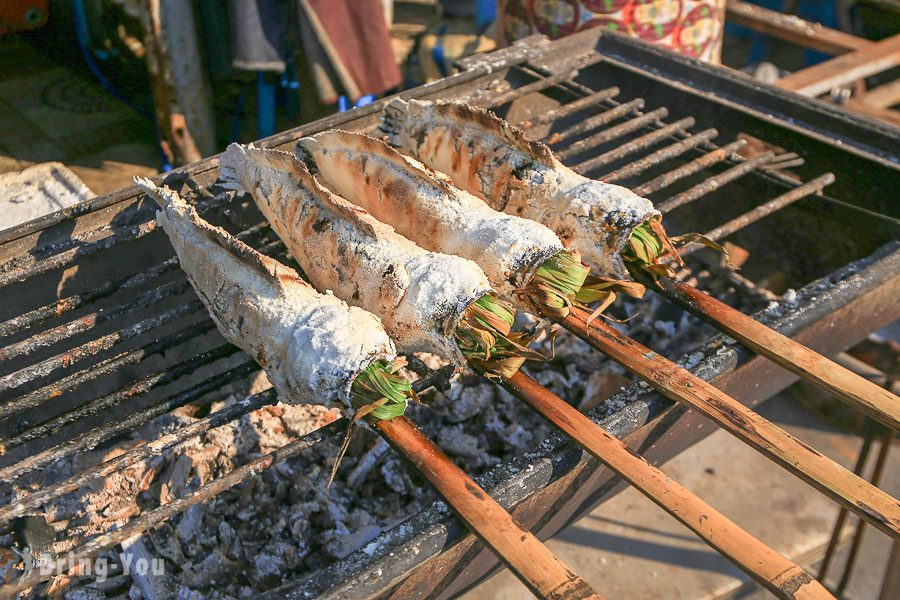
[380,99,659,278]
[134,178,403,414]
[296,129,565,300]
[218,143,492,368]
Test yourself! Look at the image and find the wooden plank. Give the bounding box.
[856,78,900,108]
[776,34,900,97]
[726,1,871,55]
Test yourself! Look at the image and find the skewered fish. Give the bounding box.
[296,129,565,300]
[218,144,492,367]
[380,99,658,278]
[135,178,402,413]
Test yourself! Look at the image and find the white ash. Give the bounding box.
[21,270,754,598]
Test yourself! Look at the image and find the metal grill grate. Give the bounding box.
[0,31,897,599]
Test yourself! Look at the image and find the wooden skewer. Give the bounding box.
[376,416,603,600]
[553,305,900,537]
[500,371,835,600]
[644,275,900,431]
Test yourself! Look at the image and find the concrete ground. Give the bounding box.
[463,390,898,600]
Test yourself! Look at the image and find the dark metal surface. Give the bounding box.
[0,27,897,599]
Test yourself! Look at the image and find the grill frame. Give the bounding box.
[0,28,897,599]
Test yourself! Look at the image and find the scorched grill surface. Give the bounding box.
[0,29,897,599]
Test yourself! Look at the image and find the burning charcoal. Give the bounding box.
[174,585,204,600]
[147,524,185,564]
[64,588,106,600]
[217,521,235,548]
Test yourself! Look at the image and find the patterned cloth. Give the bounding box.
[498,0,726,63]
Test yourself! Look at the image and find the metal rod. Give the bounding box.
[0,221,158,288]
[599,128,718,183]
[517,87,620,130]
[486,55,603,109]
[0,360,259,482]
[546,99,645,145]
[633,140,748,196]
[500,370,834,600]
[0,221,269,339]
[557,107,668,160]
[818,432,874,581]
[650,270,899,429]
[656,152,776,213]
[835,428,895,595]
[0,300,205,394]
[0,343,241,452]
[0,415,347,596]
[555,305,900,537]
[0,279,191,363]
[377,416,603,599]
[0,389,277,525]
[0,320,217,420]
[679,173,836,257]
[574,117,696,174]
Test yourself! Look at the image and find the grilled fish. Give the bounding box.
[135,177,396,408]
[380,99,658,277]
[296,129,564,299]
[218,143,491,366]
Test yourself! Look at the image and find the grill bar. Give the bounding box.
[0,221,268,338]
[546,99,645,145]
[0,300,205,393]
[0,413,347,597]
[558,306,900,536]
[633,140,748,196]
[556,107,668,160]
[599,127,718,183]
[518,87,620,129]
[0,389,277,525]
[0,343,241,452]
[680,173,836,256]
[0,360,259,482]
[574,116,696,174]
[501,371,833,600]
[0,320,217,420]
[488,55,603,108]
[657,152,776,213]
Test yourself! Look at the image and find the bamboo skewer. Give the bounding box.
[552,305,900,537]
[643,275,900,431]
[499,370,835,600]
[376,416,603,600]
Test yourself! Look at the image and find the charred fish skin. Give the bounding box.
[380,98,658,278]
[296,130,563,299]
[218,144,492,366]
[135,177,396,409]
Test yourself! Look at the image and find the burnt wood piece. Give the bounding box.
[377,416,602,600]
[555,306,900,537]
[776,34,900,98]
[499,371,834,600]
[645,276,900,431]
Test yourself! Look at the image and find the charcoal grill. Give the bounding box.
[0,29,897,598]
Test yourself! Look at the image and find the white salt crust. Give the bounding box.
[296,130,563,300]
[381,99,659,278]
[218,144,491,367]
[135,178,395,409]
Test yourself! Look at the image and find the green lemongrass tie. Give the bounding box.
[455,294,547,380]
[623,216,729,280]
[329,359,413,489]
[521,250,645,324]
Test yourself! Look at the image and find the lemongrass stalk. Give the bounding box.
[623,217,729,280]
[350,359,411,421]
[455,295,546,380]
